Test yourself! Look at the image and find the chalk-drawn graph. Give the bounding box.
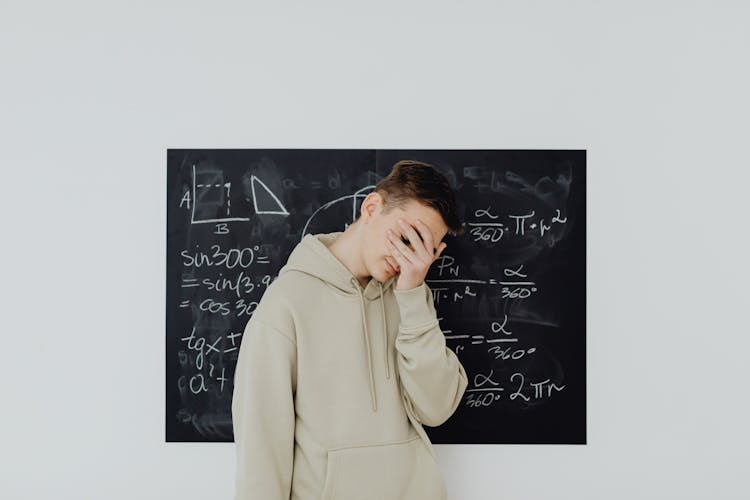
[300,185,374,238]
[190,164,289,224]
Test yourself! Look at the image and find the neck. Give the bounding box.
[327,223,371,289]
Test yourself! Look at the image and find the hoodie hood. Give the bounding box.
[277,231,398,412]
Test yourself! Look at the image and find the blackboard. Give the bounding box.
[166,149,586,444]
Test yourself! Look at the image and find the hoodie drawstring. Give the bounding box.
[350,277,390,412]
[379,282,391,380]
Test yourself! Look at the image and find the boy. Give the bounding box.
[232,159,468,499]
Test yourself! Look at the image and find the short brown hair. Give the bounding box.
[358,159,465,237]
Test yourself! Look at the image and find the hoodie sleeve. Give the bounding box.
[231,317,297,500]
[393,282,468,427]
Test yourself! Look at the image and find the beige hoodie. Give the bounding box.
[232,231,468,500]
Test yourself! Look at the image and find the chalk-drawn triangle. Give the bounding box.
[251,175,289,215]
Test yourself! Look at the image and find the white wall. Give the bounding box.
[2,1,748,499]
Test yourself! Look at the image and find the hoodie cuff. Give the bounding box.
[393,282,438,331]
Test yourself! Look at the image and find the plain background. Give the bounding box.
[2,1,749,499]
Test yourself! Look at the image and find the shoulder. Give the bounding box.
[248,270,327,336]
[247,274,299,342]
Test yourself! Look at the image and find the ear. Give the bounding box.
[360,191,385,218]
[360,192,380,221]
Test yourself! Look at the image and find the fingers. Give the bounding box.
[387,228,415,265]
[397,218,433,260]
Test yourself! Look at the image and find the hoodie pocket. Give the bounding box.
[320,435,446,500]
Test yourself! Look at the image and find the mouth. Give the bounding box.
[386,259,398,274]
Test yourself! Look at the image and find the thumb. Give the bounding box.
[433,242,447,260]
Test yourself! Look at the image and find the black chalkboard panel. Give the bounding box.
[166,149,586,444]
